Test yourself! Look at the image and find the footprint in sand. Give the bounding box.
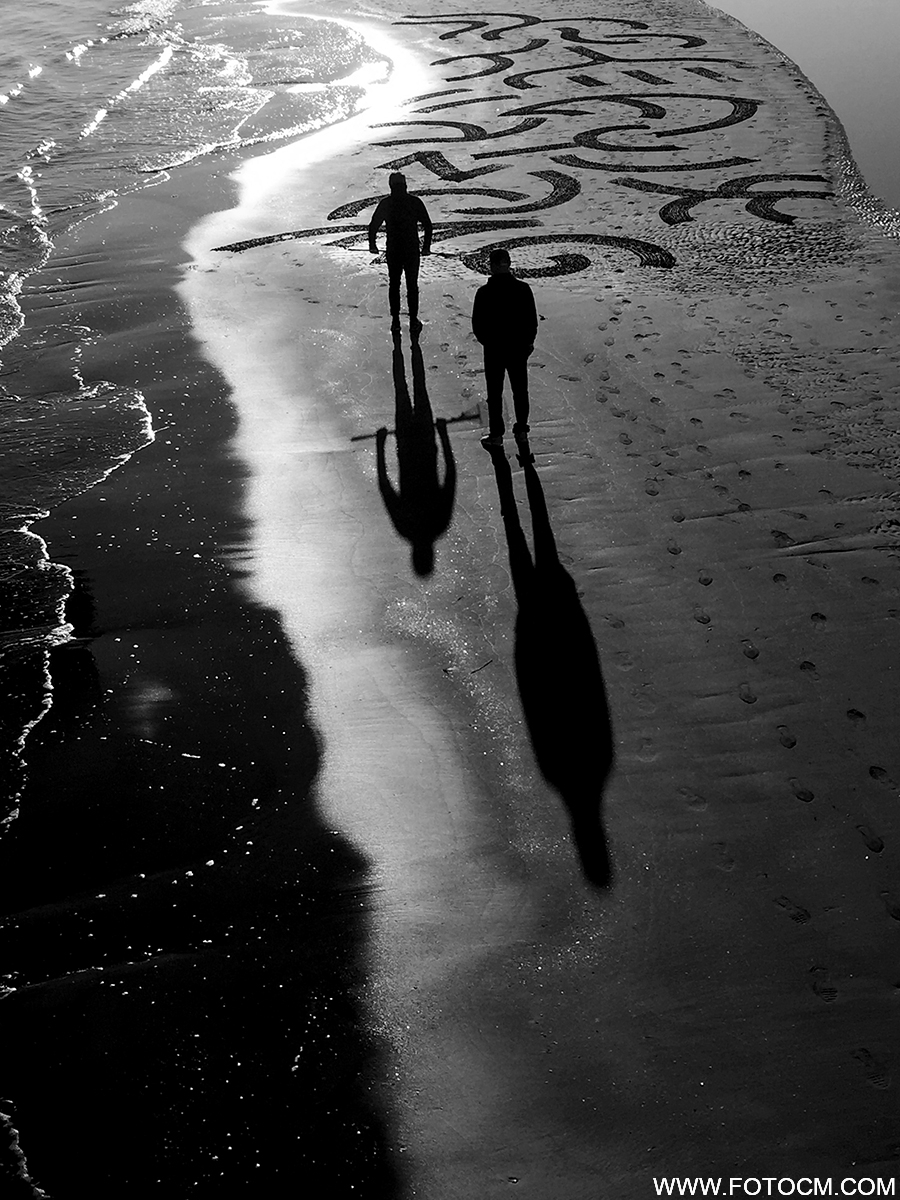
[777,725,797,749]
[584,353,596,363]
[604,613,626,629]
[847,709,866,724]
[679,786,708,812]
[851,1048,892,1090]
[799,660,818,678]
[774,895,811,923]
[880,892,900,921]
[698,570,713,586]
[857,825,884,853]
[672,510,685,524]
[730,411,750,423]
[789,779,814,803]
[619,432,633,446]
[809,966,838,1003]
[645,479,660,496]
[637,738,657,762]
[741,639,759,659]
[613,650,635,671]
[631,685,659,714]
[810,612,828,629]
[667,539,682,555]
[713,842,735,872]
[870,766,898,789]
[693,605,711,625]
[738,469,752,480]
[738,683,757,704]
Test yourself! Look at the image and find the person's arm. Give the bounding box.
[418,199,433,255]
[472,286,487,344]
[435,418,457,519]
[368,198,387,254]
[523,283,538,352]
[375,427,399,515]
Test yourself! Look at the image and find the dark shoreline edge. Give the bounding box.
[701,0,900,235]
[0,135,403,1194]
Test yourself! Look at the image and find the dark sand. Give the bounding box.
[3,0,900,1196]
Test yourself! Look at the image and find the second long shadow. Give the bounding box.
[376,336,456,577]
[490,449,614,888]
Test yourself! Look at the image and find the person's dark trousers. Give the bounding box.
[387,252,420,320]
[484,345,530,438]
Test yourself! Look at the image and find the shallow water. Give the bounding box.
[0,0,389,687]
[708,0,900,209]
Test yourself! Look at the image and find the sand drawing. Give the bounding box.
[214,9,836,280]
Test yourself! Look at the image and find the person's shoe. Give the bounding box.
[513,425,534,464]
[410,318,423,337]
[480,433,503,449]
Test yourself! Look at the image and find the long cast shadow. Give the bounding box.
[489,449,614,888]
[376,336,456,576]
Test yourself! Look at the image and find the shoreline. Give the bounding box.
[703,1,900,235]
[3,0,900,1192]
[704,0,900,213]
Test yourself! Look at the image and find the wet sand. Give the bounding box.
[3,0,900,1195]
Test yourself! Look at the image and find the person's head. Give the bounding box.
[388,171,408,195]
[412,541,434,576]
[489,247,511,275]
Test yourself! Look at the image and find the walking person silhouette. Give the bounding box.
[472,247,538,454]
[368,172,433,338]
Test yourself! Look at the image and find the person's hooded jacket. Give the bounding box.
[472,271,538,354]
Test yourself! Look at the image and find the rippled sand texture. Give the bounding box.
[186,0,900,1190]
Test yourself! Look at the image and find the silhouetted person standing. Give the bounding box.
[472,247,538,450]
[368,171,433,338]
